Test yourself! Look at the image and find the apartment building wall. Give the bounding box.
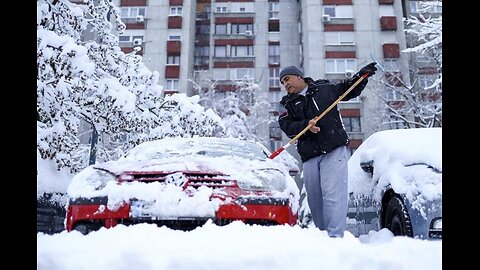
[299,0,409,152]
[109,0,411,157]
[112,0,196,95]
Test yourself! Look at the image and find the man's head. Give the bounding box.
[279,66,306,94]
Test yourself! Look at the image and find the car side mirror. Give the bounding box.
[360,160,374,175]
[289,169,299,177]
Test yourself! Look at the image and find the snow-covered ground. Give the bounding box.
[37,221,441,270]
[37,133,442,270]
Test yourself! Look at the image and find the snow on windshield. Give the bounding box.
[123,136,267,160]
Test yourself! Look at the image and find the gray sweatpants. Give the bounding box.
[303,146,348,237]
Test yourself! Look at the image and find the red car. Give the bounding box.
[66,137,300,234]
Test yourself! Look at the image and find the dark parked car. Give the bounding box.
[66,137,300,234]
[346,128,442,239]
[37,192,67,234]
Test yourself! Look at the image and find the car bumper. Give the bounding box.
[66,196,297,231]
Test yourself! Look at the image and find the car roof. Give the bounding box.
[350,128,441,172]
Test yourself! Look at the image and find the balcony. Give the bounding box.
[380,16,397,31]
[379,0,394,4]
[168,16,183,29]
[383,43,400,58]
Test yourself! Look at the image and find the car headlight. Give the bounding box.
[90,169,116,190]
[237,169,287,192]
[429,217,442,239]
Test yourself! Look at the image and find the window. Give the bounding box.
[325,59,356,74]
[170,6,182,16]
[324,6,336,17]
[196,25,210,35]
[418,75,436,89]
[195,46,209,57]
[409,1,442,13]
[121,7,146,18]
[269,67,280,88]
[167,56,180,65]
[416,55,431,63]
[215,24,227,35]
[342,117,361,133]
[231,24,253,35]
[323,5,353,18]
[194,57,209,66]
[325,32,355,45]
[232,3,254,13]
[383,59,400,72]
[166,79,179,91]
[387,116,406,130]
[269,122,282,139]
[269,140,283,153]
[119,36,131,42]
[268,2,279,19]
[204,5,211,16]
[230,46,254,57]
[232,68,254,80]
[385,89,403,101]
[214,46,227,57]
[268,45,280,64]
[216,6,227,13]
[213,69,228,80]
[270,91,282,105]
[119,35,144,45]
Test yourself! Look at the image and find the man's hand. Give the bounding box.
[308,119,320,133]
[358,62,377,78]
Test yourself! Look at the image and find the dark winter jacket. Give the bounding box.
[278,76,368,162]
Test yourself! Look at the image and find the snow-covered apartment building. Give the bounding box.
[73,0,441,157]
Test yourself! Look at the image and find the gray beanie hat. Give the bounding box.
[279,66,304,82]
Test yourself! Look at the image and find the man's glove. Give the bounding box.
[358,62,377,78]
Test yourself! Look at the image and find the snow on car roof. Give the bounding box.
[348,128,442,208]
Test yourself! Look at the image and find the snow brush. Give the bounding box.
[269,73,369,159]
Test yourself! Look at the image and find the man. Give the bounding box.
[278,63,377,237]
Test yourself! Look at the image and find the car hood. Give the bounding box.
[94,155,280,177]
[68,154,299,202]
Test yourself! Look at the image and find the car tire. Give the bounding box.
[384,196,413,237]
[73,224,91,235]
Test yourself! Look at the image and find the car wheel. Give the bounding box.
[384,196,413,237]
[73,224,91,235]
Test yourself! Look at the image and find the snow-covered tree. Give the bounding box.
[37,0,223,173]
[233,77,271,143]
[191,75,271,143]
[403,0,442,90]
[373,0,442,129]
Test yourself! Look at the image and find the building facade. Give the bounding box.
[109,0,433,159]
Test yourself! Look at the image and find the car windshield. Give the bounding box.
[124,137,268,161]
